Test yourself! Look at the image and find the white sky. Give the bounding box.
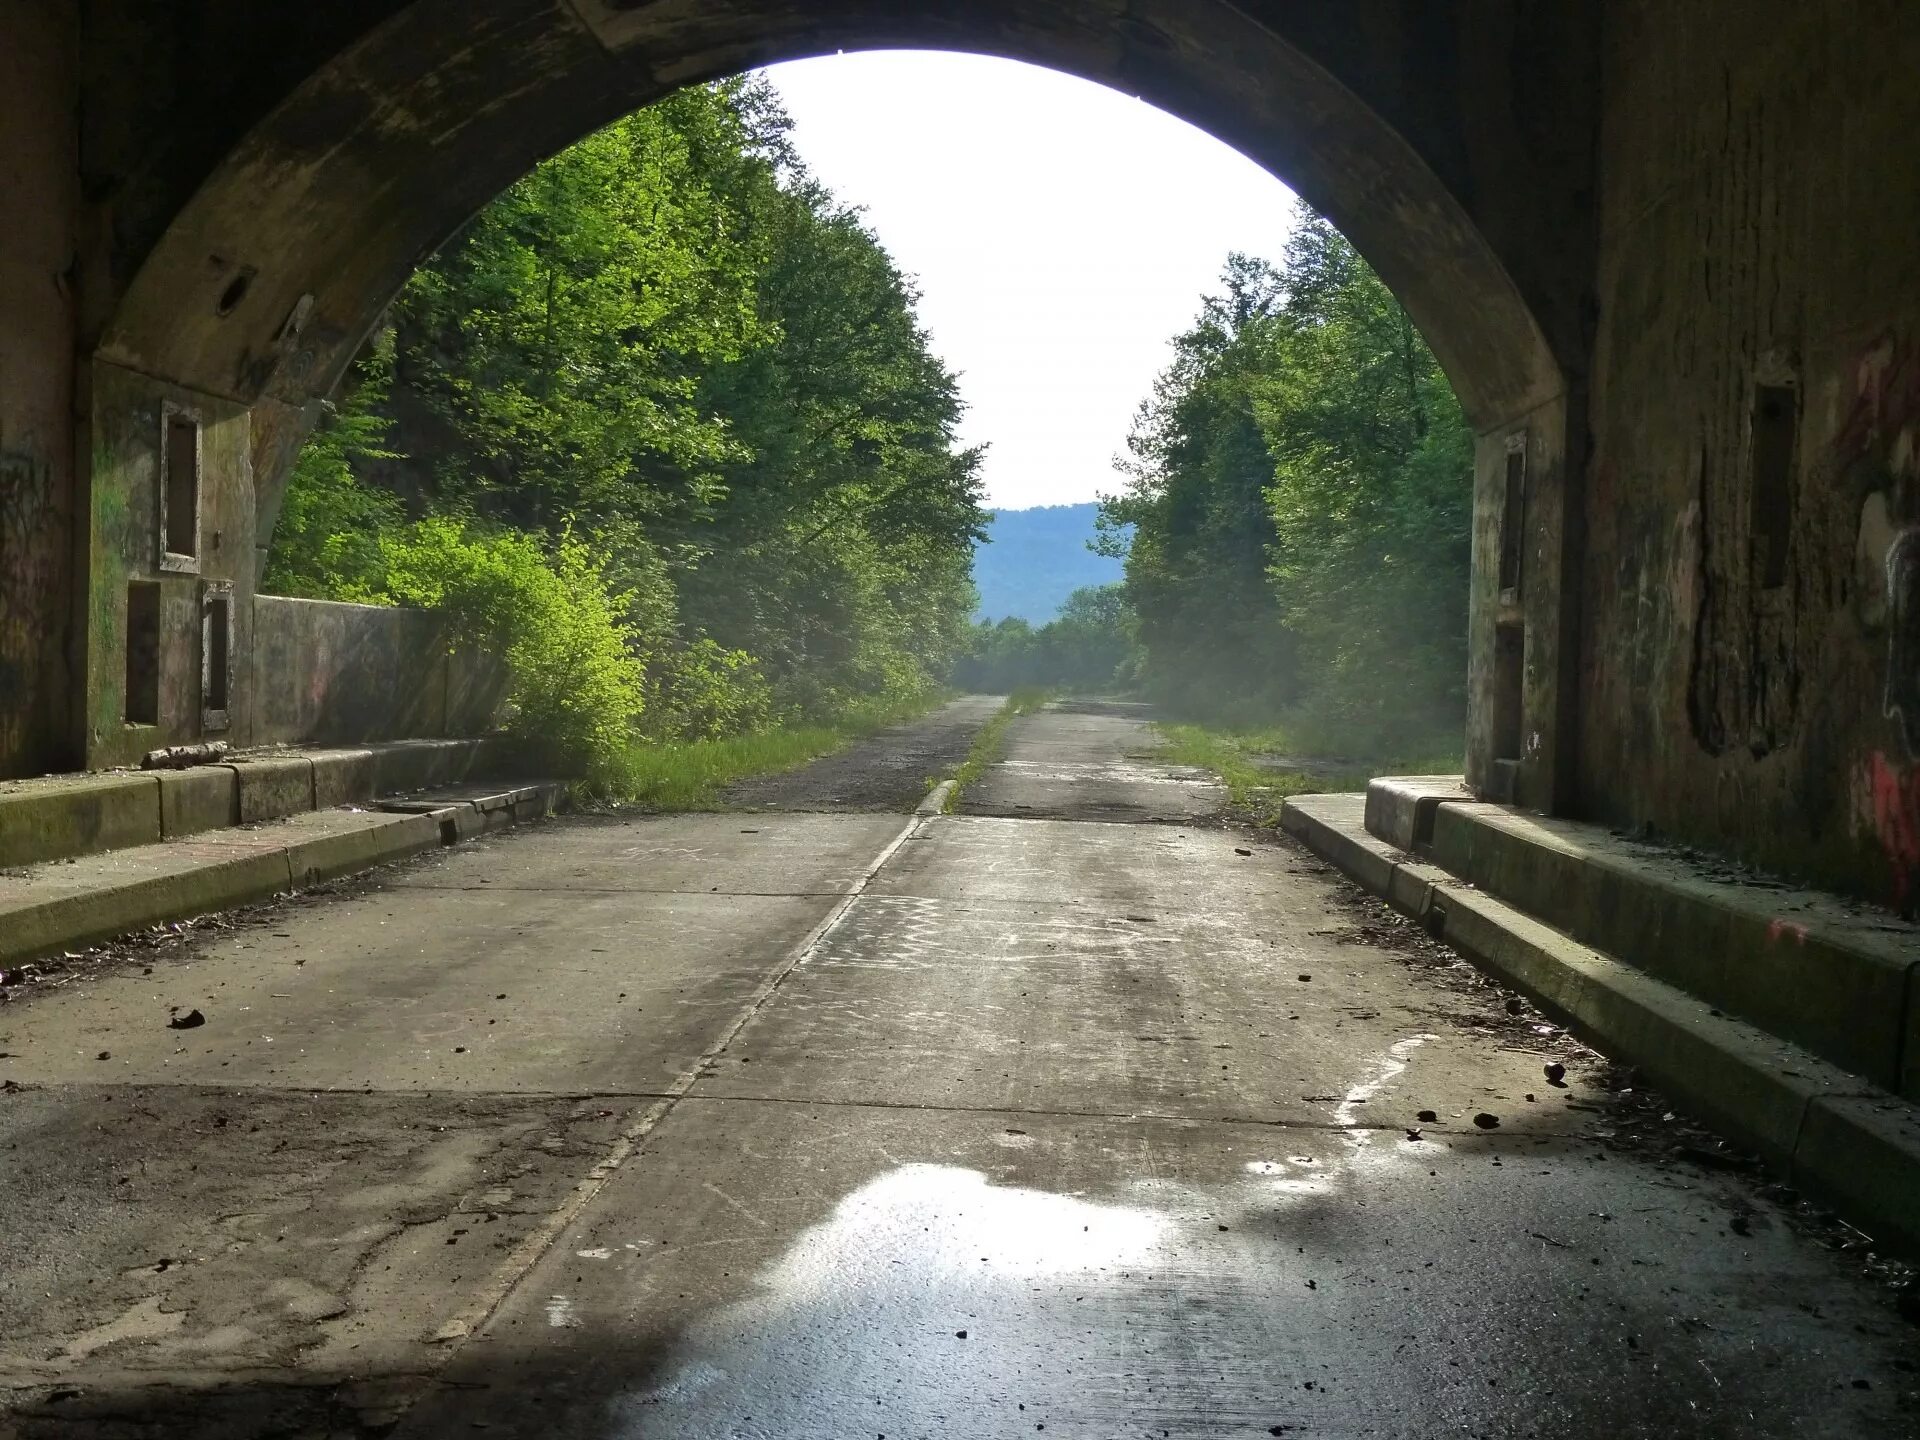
[762,51,1300,510]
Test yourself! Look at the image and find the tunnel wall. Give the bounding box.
[0,3,80,778]
[1579,0,1920,904]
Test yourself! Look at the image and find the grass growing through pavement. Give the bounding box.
[1153,722,1463,828]
[609,692,947,811]
[941,688,1051,813]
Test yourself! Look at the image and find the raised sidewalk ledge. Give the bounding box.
[1281,789,1920,1258]
[1366,776,1920,1099]
[0,781,565,967]
[0,737,522,870]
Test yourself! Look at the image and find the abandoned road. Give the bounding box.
[0,699,1913,1438]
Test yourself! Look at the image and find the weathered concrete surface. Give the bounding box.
[0,0,78,780]
[1363,772,1477,853]
[0,771,161,868]
[1577,0,1920,903]
[956,697,1225,822]
[723,694,1004,812]
[251,595,505,747]
[0,703,1914,1436]
[1284,788,1920,1256]
[1424,798,1920,1095]
[0,814,903,1093]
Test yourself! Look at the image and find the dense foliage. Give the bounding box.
[955,584,1136,693]
[1098,218,1473,754]
[266,80,983,782]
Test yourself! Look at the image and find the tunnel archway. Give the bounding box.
[76,0,1579,802]
[97,0,1561,434]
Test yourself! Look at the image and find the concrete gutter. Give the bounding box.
[0,782,564,967]
[1281,791,1920,1258]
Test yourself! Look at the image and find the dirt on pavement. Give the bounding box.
[722,693,1004,813]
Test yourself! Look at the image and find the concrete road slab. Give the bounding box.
[391,1097,1912,1440]
[0,813,908,1094]
[871,813,1312,905]
[724,694,1005,812]
[0,1084,629,1389]
[388,811,905,895]
[695,887,1564,1127]
[3,700,1915,1439]
[958,699,1224,823]
[0,889,829,1093]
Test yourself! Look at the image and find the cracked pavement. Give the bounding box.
[1,699,1915,1437]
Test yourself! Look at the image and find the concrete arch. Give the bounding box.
[96,0,1563,435]
[68,0,1583,807]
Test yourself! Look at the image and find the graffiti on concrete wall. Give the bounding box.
[1840,333,1920,907]
[1843,337,1920,757]
[1883,531,1920,754]
[1856,750,1920,914]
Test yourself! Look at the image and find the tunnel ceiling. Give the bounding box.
[94,0,1578,434]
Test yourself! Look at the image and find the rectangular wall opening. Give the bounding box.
[202,584,231,727]
[161,409,200,568]
[1492,621,1524,762]
[1750,382,1797,590]
[125,581,161,726]
[1498,441,1526,597]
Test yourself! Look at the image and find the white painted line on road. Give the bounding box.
[427,805,933,1347]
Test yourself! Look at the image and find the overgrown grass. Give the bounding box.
[1153,721,1463,828]
[942,688,1051,812]
[605,690,948,810]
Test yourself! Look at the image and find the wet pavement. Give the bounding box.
[1,699,1915,1437]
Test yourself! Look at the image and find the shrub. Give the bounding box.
[380,518,646,781]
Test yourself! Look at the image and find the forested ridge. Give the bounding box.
[269,79,984,785]
[970,503,1123,623]
[970,217,1472,760]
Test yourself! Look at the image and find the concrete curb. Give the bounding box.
[1281,792,1920,1257]
[917,780,957,816]
[0,736,520,871]
[0,783,565,967]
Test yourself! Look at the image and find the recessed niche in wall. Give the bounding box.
[125,581,161,727]
[1498,434,1526,601]
[1492,621,1524,764]
[202,581,232,732]
[159,405,201,573]
[1750,381,1798,591]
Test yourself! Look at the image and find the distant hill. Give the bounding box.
[971,502,1127,623]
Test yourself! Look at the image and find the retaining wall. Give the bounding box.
[250,595,504,747]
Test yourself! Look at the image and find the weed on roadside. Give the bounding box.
[942,689,1050,812]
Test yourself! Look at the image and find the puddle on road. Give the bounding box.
[607,1163,1201,1437]
[606,1039,1456,1437]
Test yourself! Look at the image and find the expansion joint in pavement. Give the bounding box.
[419,805,937,1351]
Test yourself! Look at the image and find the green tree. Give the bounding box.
[1100,218,1472,753]
[267,78,986,774]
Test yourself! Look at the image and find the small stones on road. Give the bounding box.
[1544,1062,1568,1087]
[1472,1112,1501,1129]
[1416,1109,1438,1123]
[1296,974,1313,983]
[166,1007,205,1029]
[1235,847,1253,856]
